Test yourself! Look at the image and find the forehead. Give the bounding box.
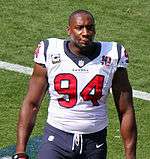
[70,13,94,26]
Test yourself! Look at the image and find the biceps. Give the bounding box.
[112,68,131,91]
[28,76,48,102]
[112,68,133,112]
[24,65,48,106]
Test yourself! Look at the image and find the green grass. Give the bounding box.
[0,0,150,158]
[0,69,48,147]
[0,70,28,146]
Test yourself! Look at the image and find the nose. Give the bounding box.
[82,27,88,36]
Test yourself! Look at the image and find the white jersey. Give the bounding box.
[34,38,128,134]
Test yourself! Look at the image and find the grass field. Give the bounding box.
[0,0,150,158]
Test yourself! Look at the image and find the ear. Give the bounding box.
[66,26,71,36]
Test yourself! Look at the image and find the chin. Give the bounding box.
[73,40,94,50]
[80,42,93,48]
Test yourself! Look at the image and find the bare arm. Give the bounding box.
[112,68,137,159]
[16,63,48,153]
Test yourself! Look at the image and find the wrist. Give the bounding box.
[12,153,29,159]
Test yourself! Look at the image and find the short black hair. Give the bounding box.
[68,9,95,25]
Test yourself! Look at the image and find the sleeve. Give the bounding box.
[34,41,46,66]
[117,44,129,68]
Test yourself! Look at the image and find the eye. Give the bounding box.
[86,25,95,31]
[75,26,83,30]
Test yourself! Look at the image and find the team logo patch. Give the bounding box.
[48,135,55,142]
[51,54,61,64]
[101,55,111,66]
[78,60,84,67]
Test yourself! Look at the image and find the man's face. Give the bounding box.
[67,13,96,49]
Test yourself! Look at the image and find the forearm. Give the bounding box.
[120,108,137,159]
[16,101,39,153]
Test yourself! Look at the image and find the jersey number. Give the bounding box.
[54,74,104,108]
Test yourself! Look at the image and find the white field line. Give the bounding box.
[0,60,150,101]
[0,61,33,75]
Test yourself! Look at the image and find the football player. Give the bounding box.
[13,10,137,159]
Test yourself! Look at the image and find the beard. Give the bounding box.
[70,37,95,51]
[69,36,97,57]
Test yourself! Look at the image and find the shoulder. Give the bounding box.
[98,41,119,52]
[44,38,65,50]
[46,38,65,43]
[98,41,121,58]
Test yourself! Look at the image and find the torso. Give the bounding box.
[34,38,128,134]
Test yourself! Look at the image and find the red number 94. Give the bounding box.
[54,73,104,108]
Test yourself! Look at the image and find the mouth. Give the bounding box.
[80,39,92,45]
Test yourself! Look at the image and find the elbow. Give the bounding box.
[21,98,40,114]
